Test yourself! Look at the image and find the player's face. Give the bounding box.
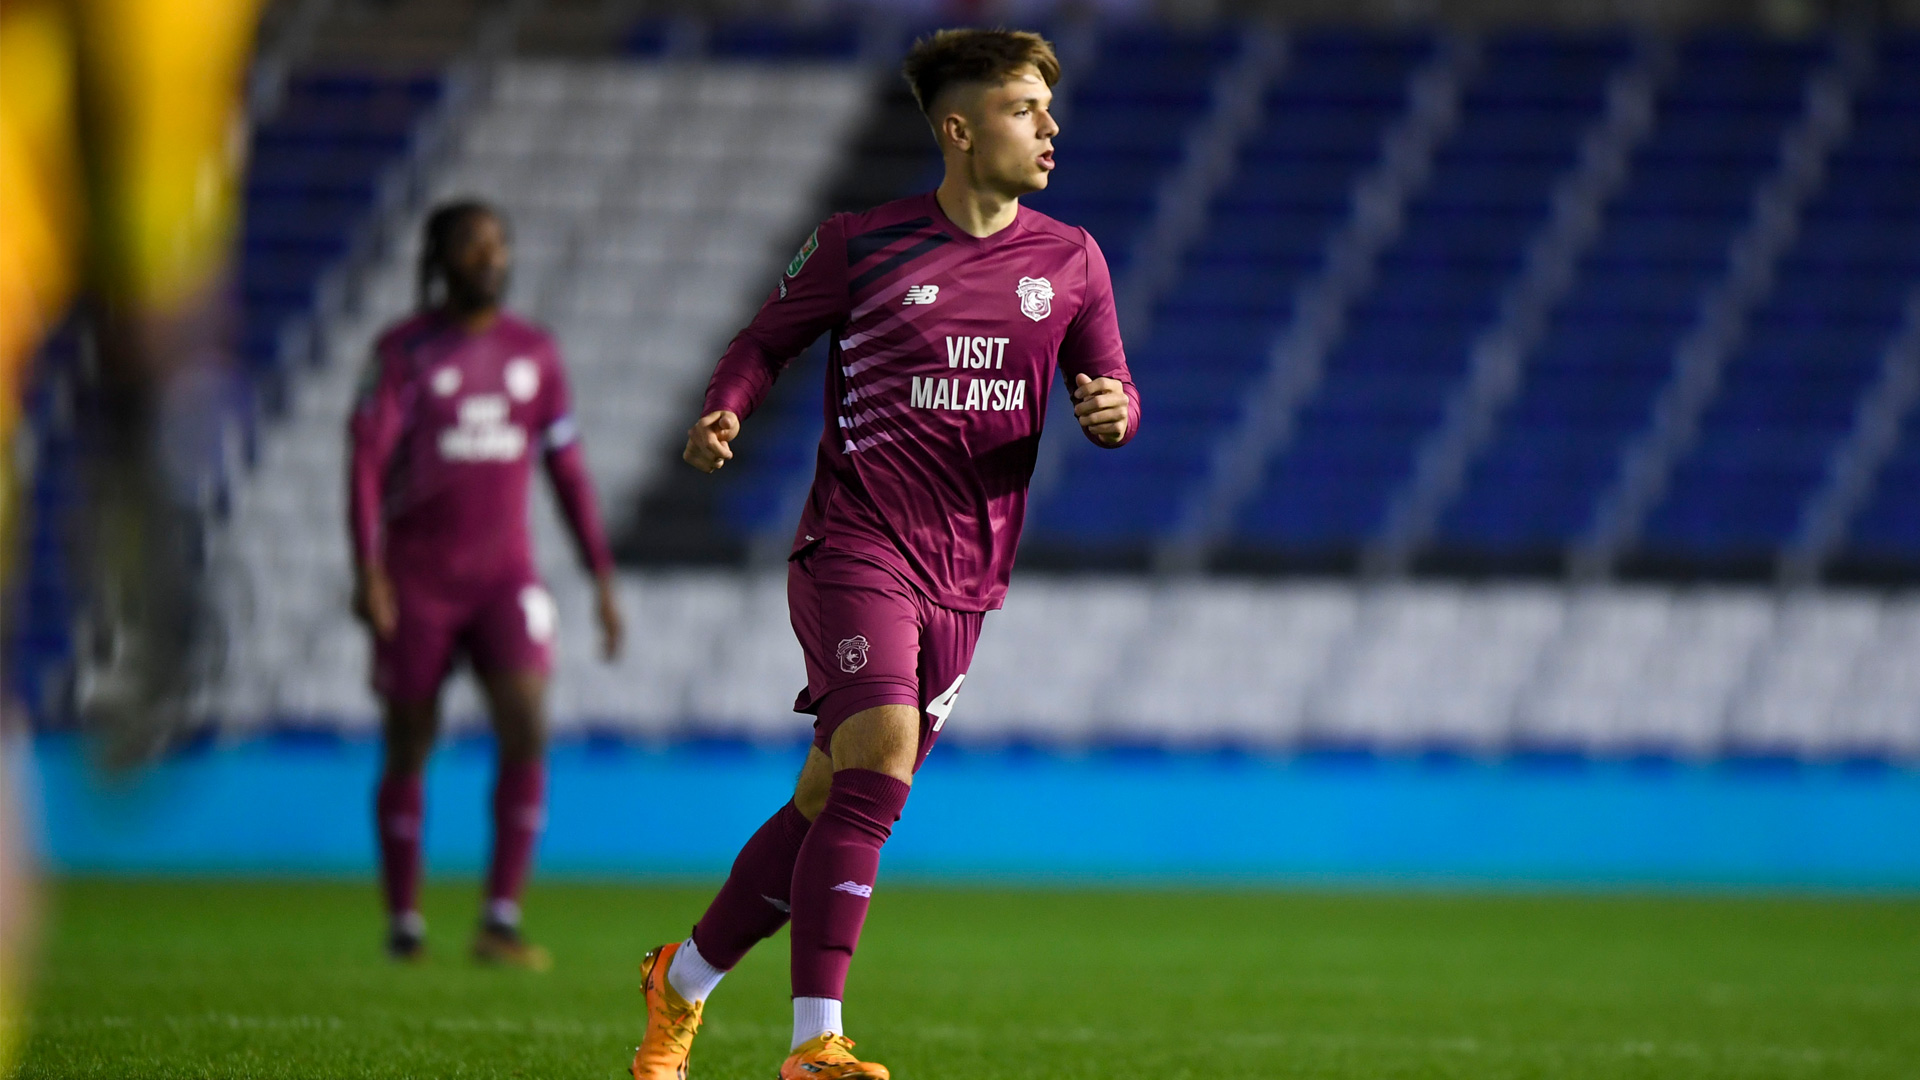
[962,67,1057,197]
[444,213,510,310]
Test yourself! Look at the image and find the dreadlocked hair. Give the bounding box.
[416,199,500,310]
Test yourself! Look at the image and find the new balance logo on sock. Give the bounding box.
[830,881,873,899]
[763,894,792,913]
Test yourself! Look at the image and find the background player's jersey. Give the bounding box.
[349,311,613,590]
[705,192,1141,612]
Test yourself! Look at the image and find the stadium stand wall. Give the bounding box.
[13,12,1920,769]
[178,19,1920,764]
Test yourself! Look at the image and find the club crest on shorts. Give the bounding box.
[835,635,871,673]
[1016,276,1054,321]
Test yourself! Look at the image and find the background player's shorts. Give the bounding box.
[788,541,983,773]
[372,575,557,702]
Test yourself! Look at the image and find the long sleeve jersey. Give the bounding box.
[348,310,614,589]
[704,192,1141,612]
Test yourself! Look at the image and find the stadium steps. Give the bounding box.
[1111,28,1284,343]
[1781,285,1920,582]
[1430,32,1854,577]
[1160,31,1473,573]
[1580,34,1868,578]
[1368,36,1662,575]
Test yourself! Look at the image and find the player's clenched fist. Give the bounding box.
[1073,373,1129,446]
[684,410,741,472]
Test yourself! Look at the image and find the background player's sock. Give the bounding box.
[665,937,726,1003]
[484,759,547,926]
[375,774,425,925]
[391,910,427,941]
[788,769,910,1001]
[791,996,844,1050]
[689,800,812,969]
[485,898,521,929]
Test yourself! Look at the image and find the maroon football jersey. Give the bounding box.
[706,191,1136,607]
[704,192,1141,612]
[349,310,613,589]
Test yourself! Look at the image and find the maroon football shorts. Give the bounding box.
[372,573,556,703]
[787,542,983,772]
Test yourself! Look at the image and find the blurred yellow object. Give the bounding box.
[0,0,261,1069]
[0,0,83,426]
[1,0,260,394]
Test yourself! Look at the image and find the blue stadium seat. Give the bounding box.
[707,20,863,60]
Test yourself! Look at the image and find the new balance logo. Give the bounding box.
[903,284,940,305]
[762,894,792,913]
[831,880,873,899]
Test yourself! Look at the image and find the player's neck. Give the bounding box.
[439,303,500,333]
[934,177,1019,239]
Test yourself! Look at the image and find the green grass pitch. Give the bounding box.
[16,879,1920,1078]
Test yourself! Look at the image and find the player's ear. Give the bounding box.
[939,111,971,154]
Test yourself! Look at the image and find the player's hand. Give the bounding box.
[1073,374,1130,446]
[353,563,398,640]
[684,410,741,473]
[594,574,624,662]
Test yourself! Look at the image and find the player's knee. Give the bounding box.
[793,750,833,821]
[495,717,545,764]
[382,702,439,775]
[828,704,920,782]
[482,671,548,763]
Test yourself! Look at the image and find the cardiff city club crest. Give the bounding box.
[1016,276,1054,322]
[836,635,871,674]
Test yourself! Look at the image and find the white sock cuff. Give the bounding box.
[486,899,521,928]
[392,911,426,939]
[791,996,844,1051]
[667,938,727,1004]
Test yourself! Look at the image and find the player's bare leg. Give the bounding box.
[377,697,438,960]
[776,705,914,1080]
[472,669,551,971]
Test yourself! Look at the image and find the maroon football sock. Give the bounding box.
[484,759,547,922]
[690,800,813,969]
[788,769,911,1000]
[376,773,425,919]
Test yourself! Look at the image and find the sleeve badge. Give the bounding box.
[786,228,820,278]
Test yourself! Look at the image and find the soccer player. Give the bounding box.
[348,200,624,967]
[627,28,1139,1080]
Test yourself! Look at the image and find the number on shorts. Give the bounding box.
[926,674,965,732]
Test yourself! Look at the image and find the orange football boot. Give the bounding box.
[778,1033,890,1080]
[630,942,704,1080]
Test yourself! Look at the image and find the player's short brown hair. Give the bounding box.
[901,28,1060,116]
